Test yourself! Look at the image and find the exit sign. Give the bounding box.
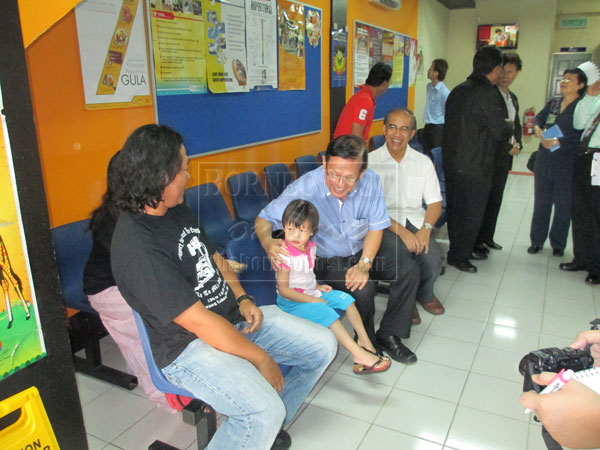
[560,18,588,29]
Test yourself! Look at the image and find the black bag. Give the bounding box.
[527,151,537,172]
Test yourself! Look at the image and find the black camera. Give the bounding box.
[519,319,600,393]
[519,347,594,393]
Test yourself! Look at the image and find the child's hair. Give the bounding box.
[282,199,319,235]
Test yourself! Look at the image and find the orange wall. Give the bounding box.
[346,0,419,137]
[27,2,330,228]
[26,0,416,228]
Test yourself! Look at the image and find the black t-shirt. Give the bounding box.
[111,204,243,368]
[83,217,116,295]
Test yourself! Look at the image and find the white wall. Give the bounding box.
[554,0,600,63]
[414,0,450,126]
[444,0,558,151]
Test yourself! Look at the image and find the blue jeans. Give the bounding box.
[161,305,337,450]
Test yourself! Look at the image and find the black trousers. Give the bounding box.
[422,123,444,156]
[477,163,510,245]
[571,152,600,276]
[314,229,419,344]
[530,171,572,251]
[446,172,493,263]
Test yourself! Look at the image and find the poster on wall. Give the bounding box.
[277,0,306,91]
[354,23,370,87]
[75,0,152,109]
[0,85,46,381]
[245,0,278,90]
[409,38,418,85]
[205,0,249,93]
[331,29,347,88]
[148,0,207,96]
[390,33,404,88]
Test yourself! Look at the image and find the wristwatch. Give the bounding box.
[236,294,255,306]
[422,222,434,230]
[360,256,372,266]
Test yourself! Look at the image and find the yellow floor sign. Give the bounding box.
[0,386,59,449]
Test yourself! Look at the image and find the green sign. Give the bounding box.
[559,18,588,29]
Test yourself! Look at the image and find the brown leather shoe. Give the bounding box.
[412,307,421,325]
[420,296,445,315]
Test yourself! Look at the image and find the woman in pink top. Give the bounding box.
[276,200,390,375]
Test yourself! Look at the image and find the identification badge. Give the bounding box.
[592,153,600,186]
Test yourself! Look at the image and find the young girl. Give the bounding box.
[276,199,391,374]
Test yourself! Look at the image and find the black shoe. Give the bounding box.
[527,245,542,254]
[585,274,600,285]
[552,248,564,257]
[376,335,417,364]
[484,241,503,250]
[559,261,585,272]
[448,260,477,273]
[469,250,488,260]
[271,429,292,450]
[473,243,490,254]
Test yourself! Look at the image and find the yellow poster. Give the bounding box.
[277,0,306,91]
[149,0,208,95]
[204,0,248,94]
[0,91,46,381]
[391,33,404,88]
[75,0,152,109]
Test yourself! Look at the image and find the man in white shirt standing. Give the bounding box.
[423,59,450,157]
[370,108,445,324]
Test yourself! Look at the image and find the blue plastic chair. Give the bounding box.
[263,163,293,200]
[318,150,326,164]
[132,310,216,448]
[227,172,269,224]
[429,147,447,228]
[185,183,250,248]
[51,220,137,390]
[369,134,385,151]
[409,134,424,153]
[295,154,319,177]
[225,231,277,306]
[51,219,94,313]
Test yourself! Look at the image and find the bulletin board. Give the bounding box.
[353,20,413,121]
[149,1,322,158]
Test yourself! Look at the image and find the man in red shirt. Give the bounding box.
[334,62,392,142]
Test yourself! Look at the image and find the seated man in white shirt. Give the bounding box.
[370,108,445,324]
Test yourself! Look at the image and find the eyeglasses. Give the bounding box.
[326,171,357,185]
[560,78,572,83]
[385,124,412,133]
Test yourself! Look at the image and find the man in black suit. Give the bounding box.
[475,53,523,253]
[442,46,513,273]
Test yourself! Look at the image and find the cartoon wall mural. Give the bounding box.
[0,91,46,381]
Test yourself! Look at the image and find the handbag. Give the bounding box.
[527,151,537,172]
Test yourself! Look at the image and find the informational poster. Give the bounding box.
[354,23,370,87]
[390,33,404,88]
[0,85,46,381]
[277,0,306,91]
[331,30,347,88]
[75,0,151,109]
[409,38,418,86]
[369,27,383,65]
[354,21,413,90]
[306,9,321,47]
[245,0,277,90]
[148,0,207,95]
[205,0,249,93]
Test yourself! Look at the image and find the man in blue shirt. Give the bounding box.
[423,59,450,156]
[256,135,419,364]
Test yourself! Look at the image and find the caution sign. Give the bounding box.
[0,387,59,450]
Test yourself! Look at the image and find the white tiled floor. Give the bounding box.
[79,153,599,449]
